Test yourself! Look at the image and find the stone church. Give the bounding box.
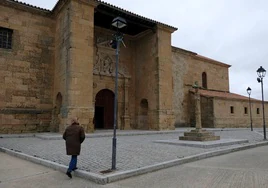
[0,0,267,134]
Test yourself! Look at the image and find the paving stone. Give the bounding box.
[0,128,265,175]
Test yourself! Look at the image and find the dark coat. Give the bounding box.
[63,123,85,155]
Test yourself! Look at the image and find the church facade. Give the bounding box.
[0,0,267,134]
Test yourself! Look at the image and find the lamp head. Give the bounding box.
[111,16,127,29]
[257,66,266,78]
[246,87,251,95]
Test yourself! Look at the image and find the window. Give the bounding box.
[202,72,207,89]
[257,108,260,114]
[0,27,13,49]
[230,106,234,114]
[244,107,248,114]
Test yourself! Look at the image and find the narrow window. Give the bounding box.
[257,108,260,114]
[230,106,234,114]
[244,107,248,114]
[0,27,13,49]
[202,72,207,89]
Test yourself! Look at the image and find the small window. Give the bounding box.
[0,27,13,49]
[244,107,248,114]
[257,108,260,114]
[230,106,234,114]
[202,72,207,89]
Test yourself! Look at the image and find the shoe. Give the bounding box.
[66,171,72,178]
[73,167,78,171]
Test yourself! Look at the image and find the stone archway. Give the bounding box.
[94,89,114,129]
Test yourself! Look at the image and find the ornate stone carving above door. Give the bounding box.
[94,52,130,78]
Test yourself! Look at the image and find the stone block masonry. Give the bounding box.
[0,3,55,133]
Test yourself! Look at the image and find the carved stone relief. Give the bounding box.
[93,55,114,75]
[94,38,130,78]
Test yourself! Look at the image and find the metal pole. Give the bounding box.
[112,35,120,170]
[261,78,266,140]
[249,94,253,131]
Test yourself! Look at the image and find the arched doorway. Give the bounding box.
[94,89,114,129]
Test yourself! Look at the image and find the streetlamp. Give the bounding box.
[257,66,266,140]
[111,16,127,170]
[246,87,253,131]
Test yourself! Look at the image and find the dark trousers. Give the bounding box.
[67,155,77,172]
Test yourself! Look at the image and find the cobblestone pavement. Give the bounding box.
[0,129,265,175]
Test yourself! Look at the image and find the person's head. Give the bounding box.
[71,117,79,125]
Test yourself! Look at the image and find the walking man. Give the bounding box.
[63,117,85,178]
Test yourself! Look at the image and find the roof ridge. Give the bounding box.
[5,0,178,30]
[96,0,178,30]
[198,89,261,102]
[6,0,51,12]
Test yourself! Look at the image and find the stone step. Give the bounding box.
[184,132,214,137]
[179,135,220,141]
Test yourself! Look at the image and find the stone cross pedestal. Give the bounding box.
[179,84,220,141]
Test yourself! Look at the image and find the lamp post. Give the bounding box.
[111,16,127,170]
[246,87,253,131]
[257,66,266,140]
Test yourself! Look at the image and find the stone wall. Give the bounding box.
[172,50,190,127]
[52,0,97,133]
[213,98,268,128]
[0,3,55,133]
[185,56,229,92]
[134,31,158,129]
[172,47,230,127]
[155,26,175,130]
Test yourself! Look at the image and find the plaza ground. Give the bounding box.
[1,128,268,186]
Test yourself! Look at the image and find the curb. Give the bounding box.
[0,128,260,140]
[0,147,108,185]
[153,139,249,148]
[1,140,268,184]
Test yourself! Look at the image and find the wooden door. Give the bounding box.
[95,89,114,129]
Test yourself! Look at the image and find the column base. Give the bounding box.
[121,115,131,130]
[179,128,220,141]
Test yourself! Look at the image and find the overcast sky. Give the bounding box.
[20,0,268,100]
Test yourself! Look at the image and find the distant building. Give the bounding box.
[0,0,267,133]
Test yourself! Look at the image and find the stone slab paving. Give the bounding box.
[0,128,268,184]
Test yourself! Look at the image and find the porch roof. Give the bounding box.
[4,0,178,36]
[196,89,260,102]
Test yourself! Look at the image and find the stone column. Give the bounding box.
[194,87,202,129]
[179,83,220,141]
[55,0,98,133]
[155,25,176,130]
